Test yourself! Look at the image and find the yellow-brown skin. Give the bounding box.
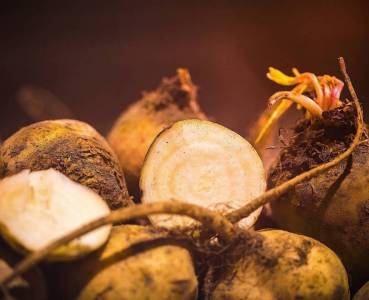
[108,69,206,198]
[47,225,198,300]
[270,142,369,287]
[0,119,131,210]
[207,230,349,300]
[0,239,47,300]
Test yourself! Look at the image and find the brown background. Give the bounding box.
[1,0,368,139]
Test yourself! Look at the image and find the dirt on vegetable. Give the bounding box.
[268,101,369,289]
[0,119,132,210]
[204,230,350,300]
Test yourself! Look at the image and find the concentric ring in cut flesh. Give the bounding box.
[140,119,266,229]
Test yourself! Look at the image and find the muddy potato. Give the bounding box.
[108,69,206,198]
[0,119,131,210]
[0,238,47,300]
[206,229,349,300]
[47,225,198,300]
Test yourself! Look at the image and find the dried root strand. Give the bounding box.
[0,201,235,288]
[227,57,364,223]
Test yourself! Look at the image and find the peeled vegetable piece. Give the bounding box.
[0,239,47,300]
[206,230,350,300]
[0,119,131,210]
[0,169,111,260]
[108,69,206,197]
[49,225,198,300]
[140,119,266,229]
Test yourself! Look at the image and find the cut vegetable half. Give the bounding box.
[140,119,266,229]
[0,169,112,260]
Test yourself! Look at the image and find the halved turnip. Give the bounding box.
[140,119,266,229]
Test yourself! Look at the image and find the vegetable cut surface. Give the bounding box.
[0,169,111,260]
[140,119,266,229]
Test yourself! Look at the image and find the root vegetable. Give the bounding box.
[0,119,131,210]
[47,225,198,300]
[108,69,206,198]
[0,239,47,300]
[0,169,111,260]
[205,229,350,300]
[255,60,369,288]
[140,119,266,229]
[225,59,363,226]
[268,103,369,285]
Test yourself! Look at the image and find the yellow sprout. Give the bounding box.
[255,67,344,145]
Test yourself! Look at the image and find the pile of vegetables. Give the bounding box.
[0,58,366,299]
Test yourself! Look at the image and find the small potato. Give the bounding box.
[48,225,198,300]
[206,230,350,300]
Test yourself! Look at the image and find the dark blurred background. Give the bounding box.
[1,0,368,140]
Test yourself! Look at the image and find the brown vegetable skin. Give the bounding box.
[353,281,369,300]
[0,239,47,300]
[206,230,350,300]
[108,69,206,198]
[47,225,198,300]
[268,104,369,289]
[0,119,131,210]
